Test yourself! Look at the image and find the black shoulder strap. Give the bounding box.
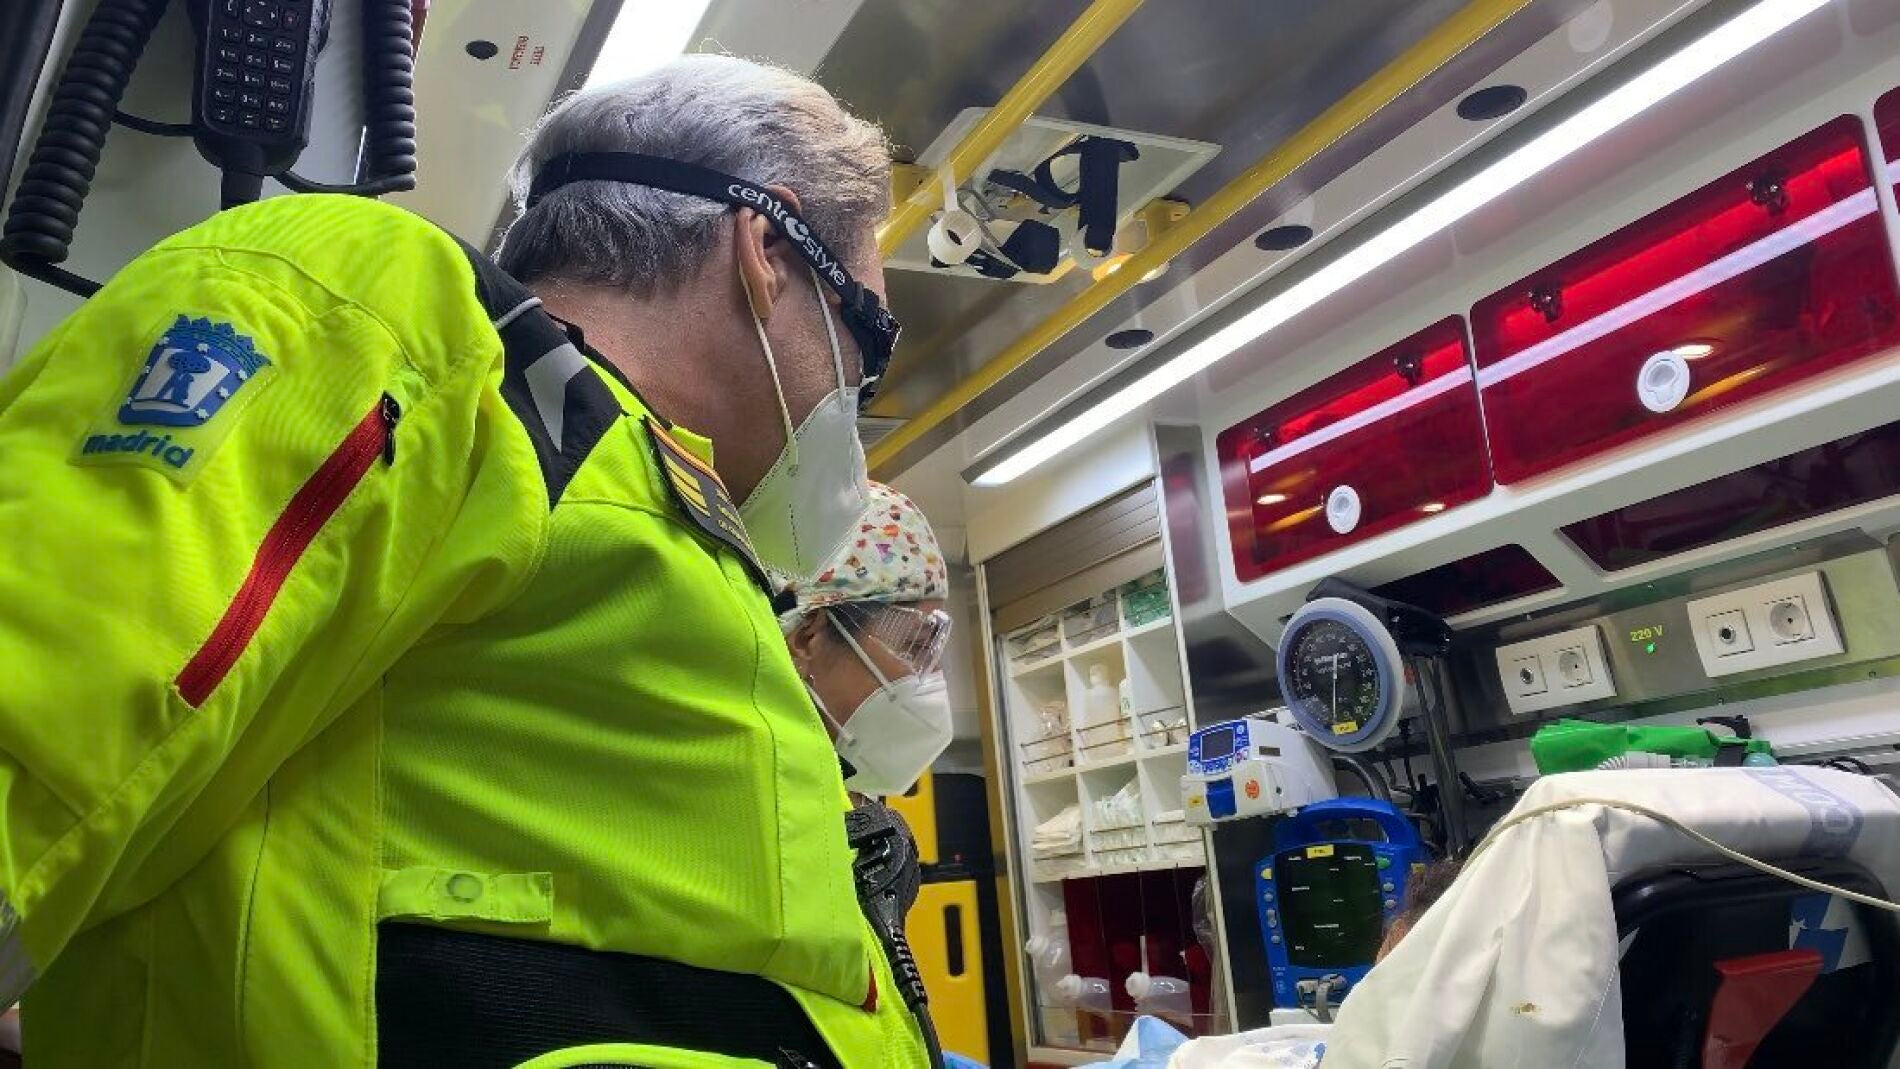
[450,236,619,508]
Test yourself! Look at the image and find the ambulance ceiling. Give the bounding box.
[691,0,1595,474]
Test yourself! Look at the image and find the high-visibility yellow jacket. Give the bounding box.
[0,194,925,1067]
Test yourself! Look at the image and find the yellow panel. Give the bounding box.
[907,881,988,1064]
[886,771,939,866]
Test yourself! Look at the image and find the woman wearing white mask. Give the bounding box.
[783,482,956,799]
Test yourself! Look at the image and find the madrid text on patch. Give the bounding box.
[83,429,194,469]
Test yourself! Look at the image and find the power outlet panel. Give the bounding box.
[1495,624,1617,715]
[1687,571,1844,678]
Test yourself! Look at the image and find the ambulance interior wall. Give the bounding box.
[1154,422,1285,1029]
[939,565,990,770]
[1127,16,1900,1029]
[1160,411,1900,1030]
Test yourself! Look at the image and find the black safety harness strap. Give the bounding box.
[375,922,840,1069]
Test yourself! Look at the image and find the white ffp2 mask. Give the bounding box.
[738,269,868,582]
[817,615,954,797]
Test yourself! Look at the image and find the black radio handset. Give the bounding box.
[189,0,332,191]
[845,802,944,1069]
[2,0,417,298]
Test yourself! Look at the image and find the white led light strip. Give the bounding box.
[970,0,1834,487]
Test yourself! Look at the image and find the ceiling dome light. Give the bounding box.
[1106,328,1155,350]
[1255,224,1314,252]
[1458,84,1529,121]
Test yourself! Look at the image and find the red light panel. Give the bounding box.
[1217,317,1489,582]
[1470,115,1900,485]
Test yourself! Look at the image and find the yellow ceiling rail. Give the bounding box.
[868,0,1534,473]
[874,0,1147,259]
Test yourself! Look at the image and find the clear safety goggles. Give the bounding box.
[827,601,952,677]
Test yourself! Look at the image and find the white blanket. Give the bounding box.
[1304,767,1900,1069]
[1169,1026,1333,1068]
[1084,1016,1331,1069]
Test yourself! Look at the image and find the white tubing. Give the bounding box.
[1470,796,1900,913]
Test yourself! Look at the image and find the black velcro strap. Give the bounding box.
[1074,138,1137,255]
[529,153,740,210]
[375,922,843,1068]
[523,153,867,313]
[449,235,621,508]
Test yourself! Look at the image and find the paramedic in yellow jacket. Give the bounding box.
[0,55,930,1068]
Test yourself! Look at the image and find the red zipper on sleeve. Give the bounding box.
[176,395,401,707]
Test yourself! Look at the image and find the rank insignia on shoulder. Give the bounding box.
[646,417,773,592]
[73,315,275,482]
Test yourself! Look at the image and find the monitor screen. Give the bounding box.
[1276,842,1385,968]
[1198,724,1238,762]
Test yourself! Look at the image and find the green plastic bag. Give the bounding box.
[1530,718,1771,773]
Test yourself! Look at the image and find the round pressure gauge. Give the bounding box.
[1276,597,1412,752]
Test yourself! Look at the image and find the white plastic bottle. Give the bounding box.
[1085,664,1118,726]
[1054,973,1113,1014]
[1050,974,1110,1048]
[1125,971,1193,1026]
[1025,918,1071,983]
[1027,913,1080,1046]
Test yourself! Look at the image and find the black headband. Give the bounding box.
[526,152,901,403]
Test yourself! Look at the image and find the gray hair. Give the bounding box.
[499,54,891,293]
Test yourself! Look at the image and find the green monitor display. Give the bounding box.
[1275,842,1385,968]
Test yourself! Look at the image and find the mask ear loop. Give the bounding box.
[811,267,849,395]
[817,608,892,750]
[806,679,844,734]
[739,265,799,468]
[829,608,899,689]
